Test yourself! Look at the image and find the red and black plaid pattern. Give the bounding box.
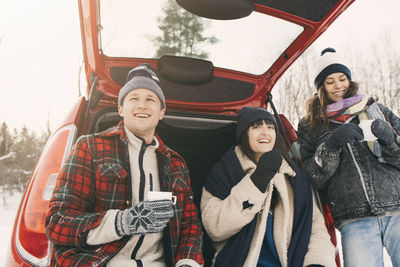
[45,122,203,266]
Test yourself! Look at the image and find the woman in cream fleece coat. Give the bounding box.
[201,107,336,267]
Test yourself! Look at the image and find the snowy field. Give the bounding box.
[0,190,393,266]
[0,189,23,265]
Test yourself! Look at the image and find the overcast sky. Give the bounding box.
[0,0,399,133]
[0,1,81,133]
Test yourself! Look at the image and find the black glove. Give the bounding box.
[325,123,363,151]
[250,151,282,193]
[115,199,174,236]
[371,119,395,146]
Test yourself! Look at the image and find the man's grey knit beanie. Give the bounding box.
[118,64,166,108]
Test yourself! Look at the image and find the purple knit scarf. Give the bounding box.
[326,93,365,113]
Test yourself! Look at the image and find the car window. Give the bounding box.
[99,0,303,75]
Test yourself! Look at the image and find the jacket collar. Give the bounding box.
[95,120,128,140]
[96,120,173,157]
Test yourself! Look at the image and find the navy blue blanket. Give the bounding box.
[204,148,313,267]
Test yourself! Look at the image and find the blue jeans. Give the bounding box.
[340,215,400,267]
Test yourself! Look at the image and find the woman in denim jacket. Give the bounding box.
[297,47,400,266]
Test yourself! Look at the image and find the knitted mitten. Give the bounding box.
[325,123,363,151]
[115,199,174,236]
[371,119,395,146]
[250,151,282,193]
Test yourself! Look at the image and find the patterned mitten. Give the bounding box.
[115,199,174,236]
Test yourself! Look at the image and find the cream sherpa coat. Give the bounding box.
[201,146,336,267]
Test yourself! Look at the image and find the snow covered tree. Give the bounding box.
[153,0,217,59]
[0,122,13,156]
[0,123,49,192]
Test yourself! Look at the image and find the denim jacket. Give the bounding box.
[297,104,400,227]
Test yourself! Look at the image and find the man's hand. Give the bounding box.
[371,119,396,146]
[115,199,174,236]
[325,123,363,152]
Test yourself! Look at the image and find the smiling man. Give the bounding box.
[45,64,204,267]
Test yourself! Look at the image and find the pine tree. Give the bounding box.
[153,0,217,59]
[13,125,42,172]
[0,122,12,156]
[0,125,48,191]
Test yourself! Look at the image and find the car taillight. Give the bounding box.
[14,124,77,266]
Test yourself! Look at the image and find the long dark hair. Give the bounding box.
[239,119,294,168]
[304,81,359,130]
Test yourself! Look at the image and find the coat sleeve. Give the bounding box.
[303,193,336,267]
[297,120,341,189]
[200,174,266,242]
[86,209,121,245]
[45,136,105,249]
[378,104,400,167]
[172,158,204,265]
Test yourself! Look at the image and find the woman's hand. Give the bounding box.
[250,151,282,193]
[371,119,396,145]
[325,123,363,152]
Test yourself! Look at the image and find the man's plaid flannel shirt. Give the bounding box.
[45,122,204,266]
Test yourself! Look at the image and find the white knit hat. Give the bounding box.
[313,47,352,89]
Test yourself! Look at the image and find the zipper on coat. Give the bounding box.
[132,141,148,260]
[131,234,145,261]
[149,173,153,191]
[346,143,371,205]
[138,142,147,201]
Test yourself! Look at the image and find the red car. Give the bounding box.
[6,0,355,265]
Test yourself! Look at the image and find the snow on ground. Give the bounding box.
[0,189,394,266]
[0,189,23,265]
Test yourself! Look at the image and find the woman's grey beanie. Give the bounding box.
[118,64,166,108]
